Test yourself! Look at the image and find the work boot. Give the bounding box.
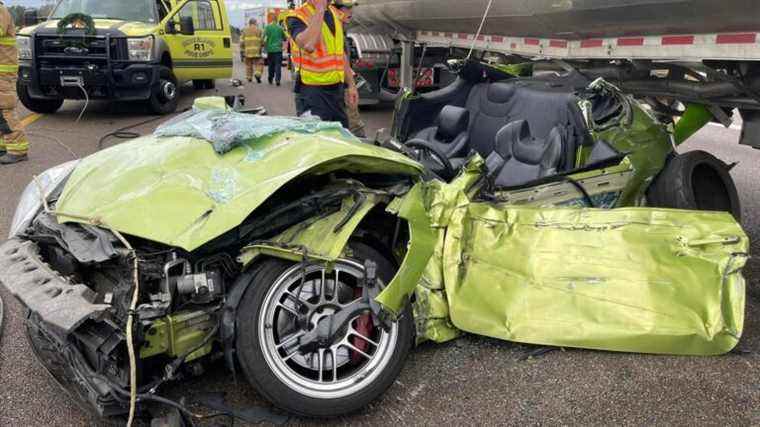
[0,153,28,164]
[256,76,262,83]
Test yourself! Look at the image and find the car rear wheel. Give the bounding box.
[148,66,179,115]
[647,150,741,220]
[16,81,63,114]
[235,243,413,417]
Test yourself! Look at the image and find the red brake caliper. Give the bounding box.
[351,288,374,364]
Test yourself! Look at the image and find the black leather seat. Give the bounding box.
[486,120,564,187]
[408,105,470,159]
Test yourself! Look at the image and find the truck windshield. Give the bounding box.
[51,0,159,23]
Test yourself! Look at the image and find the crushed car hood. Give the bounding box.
[55,130,422,251]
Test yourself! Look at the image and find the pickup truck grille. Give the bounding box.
[35,35,127,65]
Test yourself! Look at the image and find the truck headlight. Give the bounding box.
[9,160,79,238]
[127,36,154,61]
[16,36,31,60]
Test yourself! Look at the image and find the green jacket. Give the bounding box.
[263,23,285,53]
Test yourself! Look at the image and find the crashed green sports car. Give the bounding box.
[0,62,749,422]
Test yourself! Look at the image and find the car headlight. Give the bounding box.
[127,36,154,61]
[16,36,31,60]
[9,160,79,238]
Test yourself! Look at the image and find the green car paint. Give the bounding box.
[237,192,386,266]
[673,103,715,145]
[377,162,748,354]
[56,129,422,252]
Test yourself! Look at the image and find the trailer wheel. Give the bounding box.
[235,242,414,417]
[16,81,63,114]
[647,150,741,220]
[192,79,215,90]
[148,66,179,115]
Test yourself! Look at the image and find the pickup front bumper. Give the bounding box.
[19,62,160,101]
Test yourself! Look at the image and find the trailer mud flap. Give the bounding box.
[739,109,760,149]
[443,205,748,355]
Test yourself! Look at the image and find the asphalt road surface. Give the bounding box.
[1,64,759,426]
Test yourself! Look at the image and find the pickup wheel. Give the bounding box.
[148,66,179,115]
[192,79,216,90]
[235,243,414,417]
[16,81,63,114]
[647,150,741,220]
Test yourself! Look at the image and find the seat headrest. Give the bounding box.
[512,126,563,165]
[494,120,531,158]
[487,83,517,103]
[435,105,469,141]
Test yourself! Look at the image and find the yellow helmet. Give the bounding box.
[333,0,358,8]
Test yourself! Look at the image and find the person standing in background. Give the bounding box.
[333,0,365,137]
[0,1,28,164]
[285,0,358,129]
[241,18,264,83]
[263,18,286,86]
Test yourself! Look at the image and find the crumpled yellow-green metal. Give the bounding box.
[56,131,421,251]
[442,204,748,355]
[237,193,383,265]
[378,156,748,354]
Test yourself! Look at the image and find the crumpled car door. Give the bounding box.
[442,203,748,355]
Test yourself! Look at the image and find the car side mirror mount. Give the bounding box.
[179,16,195,36]
[23,10,39,27]
[166,20,177,34]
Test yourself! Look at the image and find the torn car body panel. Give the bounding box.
[444,204,747,355]
[0,239,110,336]
[379,179,748,353]
[238,191,386,265]
[55,129,422,252]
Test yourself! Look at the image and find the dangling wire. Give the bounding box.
[467,0,494,60]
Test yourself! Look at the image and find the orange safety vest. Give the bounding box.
[242,25,263,58]
[287,3,345,86]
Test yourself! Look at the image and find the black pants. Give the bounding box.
[300,84,348,129]
[267,51,283,83]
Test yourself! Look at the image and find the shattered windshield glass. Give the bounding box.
[51,0,158,23]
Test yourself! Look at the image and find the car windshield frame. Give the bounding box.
[50,0,160,24]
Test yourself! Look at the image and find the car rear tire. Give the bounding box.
[647,150,741,220]
[16,81,63,114]
[235,242,414,417]
[192,79,215,90]
[148,66,179,115]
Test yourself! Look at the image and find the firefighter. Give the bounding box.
[0,2,28,164]
[333,0,366,137]
[241,18,264,83]
[285,0,358,129]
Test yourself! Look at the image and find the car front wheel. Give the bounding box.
[235,243,413,417]
[148,66,179,115]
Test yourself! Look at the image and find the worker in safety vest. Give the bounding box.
[0,2,28,164]
[241,18,264,83]
[285,0,358,129]
[334,0,365,137]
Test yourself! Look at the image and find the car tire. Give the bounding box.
[647,150,741,220]
[192,79,215,90]
[235,242,414,417]
[16,81,63,114]
[148,66,179,115]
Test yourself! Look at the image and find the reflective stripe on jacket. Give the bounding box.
[288,4,345,86]
[0,6,17,69]
[242,25,263,58]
